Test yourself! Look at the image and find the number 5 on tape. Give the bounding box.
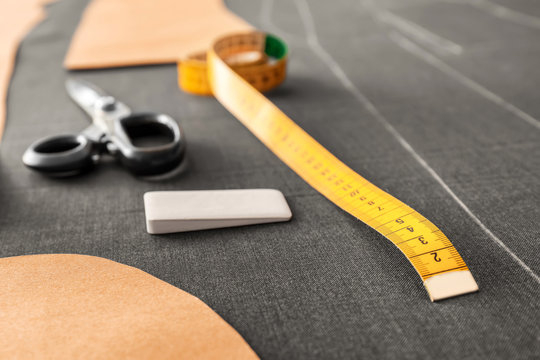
[180,32,479,301]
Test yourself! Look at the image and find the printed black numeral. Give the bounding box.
[431,252,441,262]
[418,236,428,245]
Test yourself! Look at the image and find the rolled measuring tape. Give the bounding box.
[178,32,479,301]
[179,33,286,95]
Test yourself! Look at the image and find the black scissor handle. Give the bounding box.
[22,134,95,176]
[112,113,186,176]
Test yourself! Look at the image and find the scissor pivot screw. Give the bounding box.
[106,142,118,154]
[97,96,117,111]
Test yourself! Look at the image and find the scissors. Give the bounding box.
[22,79,186,177]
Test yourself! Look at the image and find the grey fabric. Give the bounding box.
[1,0,539,358]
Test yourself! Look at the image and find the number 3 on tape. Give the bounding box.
[179,32,479,301]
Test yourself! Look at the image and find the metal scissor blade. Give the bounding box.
[65,78,109,117]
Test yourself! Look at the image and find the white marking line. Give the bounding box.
[293,0,540,282]
[389,32,540,130]
[371,6,463,56]
[468,0,540,29]
[378,0,540,29]
[259,0,306,47]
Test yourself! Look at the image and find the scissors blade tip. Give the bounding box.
[65,78,107,114]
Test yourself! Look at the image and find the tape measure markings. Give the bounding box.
[180,32,479,301]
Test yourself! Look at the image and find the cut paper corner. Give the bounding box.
[0,254,259,359]
[0,0,56,143]
[63,0,254,70]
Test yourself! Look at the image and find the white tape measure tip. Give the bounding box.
[424,270,479,302]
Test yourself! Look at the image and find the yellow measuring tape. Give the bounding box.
[178,32,478,301]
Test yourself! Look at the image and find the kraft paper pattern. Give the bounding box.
[0,254,259,359]
[64,0,253,69]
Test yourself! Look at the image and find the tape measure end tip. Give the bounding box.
[424,270,479,302]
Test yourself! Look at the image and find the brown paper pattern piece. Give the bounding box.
[64,0,253,69]
[0,254,259,359]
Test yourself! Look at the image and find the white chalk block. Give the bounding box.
[144,189,292,234]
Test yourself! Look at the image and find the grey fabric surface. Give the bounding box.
[1,0,539,358]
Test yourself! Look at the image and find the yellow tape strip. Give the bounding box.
[179,32,478,301]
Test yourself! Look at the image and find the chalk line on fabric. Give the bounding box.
[468,0,540,30]
[370,6,463,56]
[291,0,540,282]
[259,0,306,47]
[388,32,540,131]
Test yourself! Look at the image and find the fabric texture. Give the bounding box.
[0,0,54,140]
[0,0,538,358]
